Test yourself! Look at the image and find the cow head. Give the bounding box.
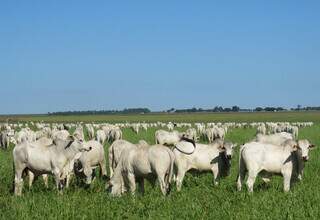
[65,135,92,152]
[218,141,236,160]
[224,142,236,160]
[295,140,315,162]
[106,177,122,197]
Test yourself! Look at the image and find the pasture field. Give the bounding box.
[0,113,320,219]
[1,111,320,123]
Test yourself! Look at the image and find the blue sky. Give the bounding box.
[1,1,319,114]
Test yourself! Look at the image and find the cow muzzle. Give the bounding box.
[302,156,309,162]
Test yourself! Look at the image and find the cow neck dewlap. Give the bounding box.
[64,143,79,159]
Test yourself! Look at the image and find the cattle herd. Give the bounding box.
[0,121,315,196]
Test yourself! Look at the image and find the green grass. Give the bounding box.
[0,114,320,219]
[1,111,320,123]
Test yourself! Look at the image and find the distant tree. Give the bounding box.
[255,107,263,112]
[232,106,240,112]
[297,105,302,111]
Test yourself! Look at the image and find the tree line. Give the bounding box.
[47,106,320,116]
[48,108,151,116]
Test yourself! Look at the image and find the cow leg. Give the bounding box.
[298,160,304,181]
[137,177,145,195]
[211,164,219,186]
[66,173,72,188]
[108,152,114,178]
[158,175,167,196]
[237,157,246,191]
[28,171,35,188]
[126,173,136,195]
[83,167,93,185]
[282,166,292,192]
[176,169,186,192]
[53,170,63,194]
[42,174,49,188]
[14,166,25,196]
[246,170,258,193]
[99,159,108,178]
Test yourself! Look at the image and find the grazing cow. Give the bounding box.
[0,131,10,149]
[155,130,183,146]
[173,139,236,191]
[108,139,148,177]
[254,132,293,146]
[52,130,70,140]
[73,125,85,141]
[107,144,175,196]
[185,128,198,141]
[73,140,107,185]
[237,140,315,192]
[86,124,95,140]
[109,128,122,142]
[15,130,28,144]
[257,124,267,135]
[13,135,92,196]
[96,129,107,145]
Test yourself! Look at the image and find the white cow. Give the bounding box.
[109,128,122,142]
[255,132,293,146]
[173,139,236,191]
[155,130,183,146]
[0,131,10,149]
[185,128,198,141]
[13,135,92,195]
[86,124,95,140]
[257,124,267,135]
[52,129,70,140]
[73,125,85,141]
[237,139,315,192]
[27,137,53,189]
[73,140,107,185]
[96,129,107,145]
[107,144,175,196]
[108,139,148,177]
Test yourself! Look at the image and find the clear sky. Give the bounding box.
[1,1,319,114]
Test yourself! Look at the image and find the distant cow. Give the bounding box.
[155,130,183,146]
[0,131,10,149]
[254,132,293,145]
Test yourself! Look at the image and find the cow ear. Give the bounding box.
[292,144,299,151]
[309,144,316,149]
[219,145,225,152]
[68,135,75,142]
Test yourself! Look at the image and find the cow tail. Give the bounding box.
[108,145,114,177]
[167,149,175,186]
[237,146,246,182]
[11,161,15,193]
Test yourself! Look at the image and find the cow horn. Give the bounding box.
[180,136,196,148]
[65,140,74,149]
